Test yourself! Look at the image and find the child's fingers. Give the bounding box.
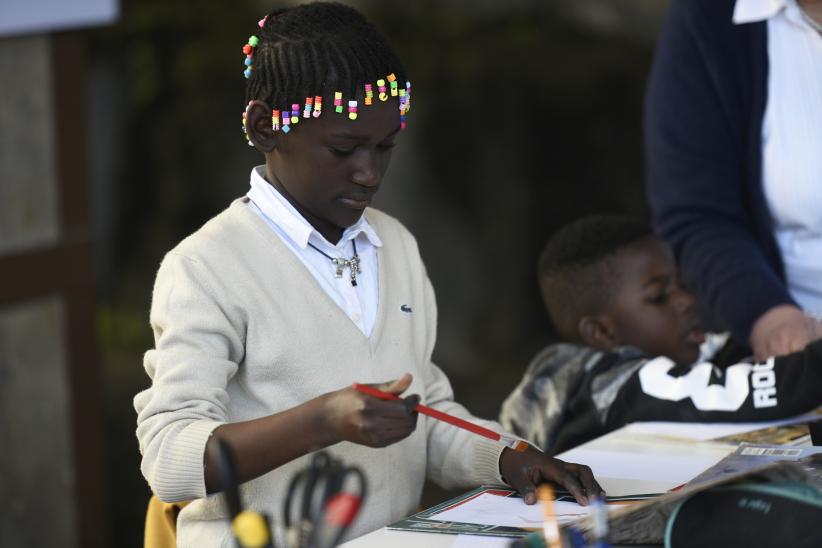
[359,407,419,446]
[376,373,413,395]
[549,464,603,506]
[554,471,588,506]
[375,419,419,443]
[379,429,416,446]
[500,448,604,507]
[567,464,605,500]
[554,469,602,506]
[402,394,420,413]
[365,397,417,419]
[503,464,537,505]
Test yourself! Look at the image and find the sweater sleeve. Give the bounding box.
[501,339,822,454]
[499,344,602,454]
[603,339,822,428]
[644,0,794,342]
[417,273,511,489]
[134,252,245,502]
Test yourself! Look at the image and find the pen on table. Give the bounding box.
[589,495,610,548]
[352,383,528,452]
[537,484,562,548]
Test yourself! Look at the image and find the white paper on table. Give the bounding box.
[557,448,720,484]
[623,410,821,441]
[450,534,517,547]
[429,493,593,529]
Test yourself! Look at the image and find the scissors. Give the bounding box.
[283,451,367,548]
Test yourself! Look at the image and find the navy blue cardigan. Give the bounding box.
[645,0,796,344]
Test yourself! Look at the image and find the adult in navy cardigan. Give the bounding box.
[644,0,811,360]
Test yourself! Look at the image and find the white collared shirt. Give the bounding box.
[246,166,381,336]
[735,0,822,314]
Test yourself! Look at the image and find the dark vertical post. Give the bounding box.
[51,31,108,547]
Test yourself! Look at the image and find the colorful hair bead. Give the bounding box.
[398,89,408,130]
[258,16,268,29]
[240,45,410,142]
[242,100,254,145]
[387,73,398,97]
[242,35,259,79]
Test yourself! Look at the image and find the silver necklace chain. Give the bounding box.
[306,239,361,286]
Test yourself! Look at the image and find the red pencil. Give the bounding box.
[352,383,528,452]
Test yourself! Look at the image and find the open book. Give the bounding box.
[580,455,821,545]
[688,444,822,488]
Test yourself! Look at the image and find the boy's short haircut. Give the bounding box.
[538,215,653,341]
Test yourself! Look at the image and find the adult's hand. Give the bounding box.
[750,305,811,361]
[321,373,420,448]
[499,445,604,506]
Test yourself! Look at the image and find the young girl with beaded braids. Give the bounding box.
[134,3,601,544]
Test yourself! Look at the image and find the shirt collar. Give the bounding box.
[733,0,787,24]
[246,165,383,249]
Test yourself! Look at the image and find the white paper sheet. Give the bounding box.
[622,410,822,441]
[429,493,592,528]
[557,448,720,484]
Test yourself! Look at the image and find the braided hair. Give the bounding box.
[246,2,407,109]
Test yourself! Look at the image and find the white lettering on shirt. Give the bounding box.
[751,358,777,408]
[638,357,752,411]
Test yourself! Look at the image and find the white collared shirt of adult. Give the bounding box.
[246,166,381,336]
[735,0,822,314]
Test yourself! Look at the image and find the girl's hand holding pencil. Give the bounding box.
[352,376,605,507]
[353,380,529,451]
[323,373,420,448]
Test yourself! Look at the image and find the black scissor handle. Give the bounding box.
[283,452,368,548]
[216,437,243,519]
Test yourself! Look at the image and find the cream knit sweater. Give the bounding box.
[134,198,509,546]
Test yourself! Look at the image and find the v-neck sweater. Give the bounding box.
[134,198,507,546]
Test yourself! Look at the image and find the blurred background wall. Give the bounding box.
[1,2,116,547]
[2,0,669,545]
